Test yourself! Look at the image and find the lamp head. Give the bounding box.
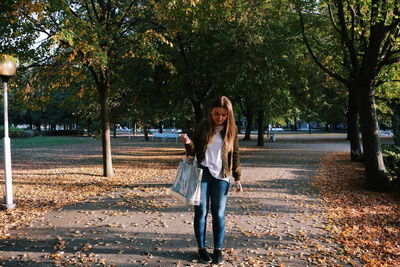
[0,55,17,78]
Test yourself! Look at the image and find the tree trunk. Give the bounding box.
[347,87,363,162]
[113,124,117,138]
[308,122,312,134]
[257,109,264,147]
[243,112,254,141]
[144,126,150,141]
[237,113,242,134]
[99,84,114,177]
[192,100,204,124]
[158,121,163,133]
[293,117,297,131]
[239,99,255,141]
[357,85,389,191]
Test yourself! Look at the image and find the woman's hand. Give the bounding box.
[179,133,191,144]
[234,181,243,193]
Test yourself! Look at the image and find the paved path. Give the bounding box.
[0,134,358,266]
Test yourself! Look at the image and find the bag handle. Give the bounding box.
[184,153,198,167]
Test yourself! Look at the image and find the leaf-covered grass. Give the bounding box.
[0,134,363,267]
[0,137,182,237]
[2,136,398,266]
[314,153,400,266]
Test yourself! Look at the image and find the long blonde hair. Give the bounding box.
[207,96,237,152]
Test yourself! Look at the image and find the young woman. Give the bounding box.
[180,96,242,264]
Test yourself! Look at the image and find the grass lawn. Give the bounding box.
[9,136,90,149]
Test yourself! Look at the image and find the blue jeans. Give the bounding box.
[194,166,229,249]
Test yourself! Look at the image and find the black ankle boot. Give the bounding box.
[213,248,225,264]
[197,248,212,263]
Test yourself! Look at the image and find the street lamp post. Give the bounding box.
[0,57,17,210]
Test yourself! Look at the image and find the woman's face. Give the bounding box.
[211,107,228,126]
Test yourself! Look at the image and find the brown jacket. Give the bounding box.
[184,120,241,181]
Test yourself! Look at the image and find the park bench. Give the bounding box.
[378,130,394,136]
[152,132,179,142]
[271,127,284,132]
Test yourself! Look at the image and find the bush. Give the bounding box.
[19,130,39,138]
[8,127,23,137]
[0,127,38,138]
[382,144,400,181]
[40,130,86,136]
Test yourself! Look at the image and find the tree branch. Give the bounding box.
[362,0,389,77]
[296,4,350,86]
[90,0,101,22]
[376,28,399,72]
[19,55,58,70]
[83,0,95,24]
[311,35,334,57]
[87,65,101,89]
[327,3,340,33]
[355,2,368,51]
[345,0,355,43]
[335,0,359,73]
[383,55,400,65]
[176,33,190,70]
[117,0,137,29]
[106,0,112,22]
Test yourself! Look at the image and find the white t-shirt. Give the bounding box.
[201,126,230,182]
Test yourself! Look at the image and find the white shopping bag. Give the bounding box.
[170,157,203,206]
